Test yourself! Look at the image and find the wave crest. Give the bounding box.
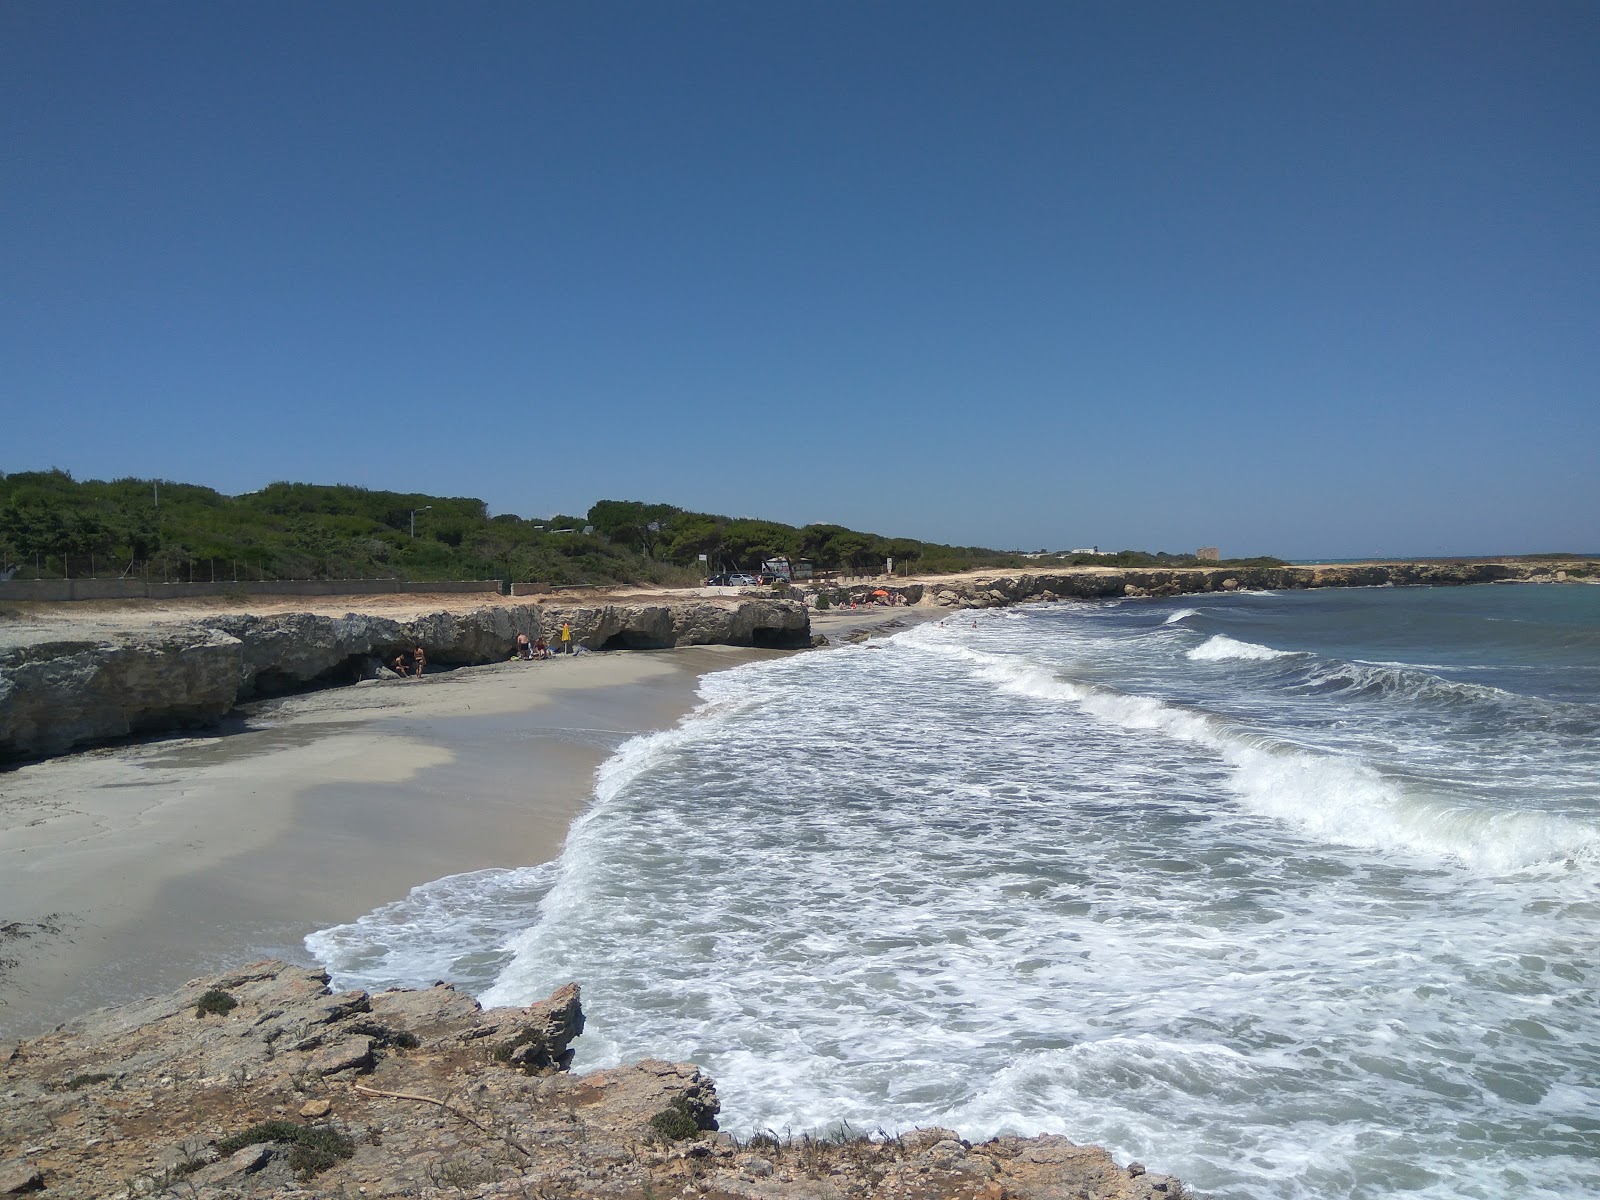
[926,644,1600,873]
[1186,635,1294,662]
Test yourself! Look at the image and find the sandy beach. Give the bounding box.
[0,643,786,1038]
[0,588,931,1040]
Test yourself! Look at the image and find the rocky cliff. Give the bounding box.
[0,960,1188,1200]
[0,599,810,762]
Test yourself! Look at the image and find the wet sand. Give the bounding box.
[0,646,779,1037]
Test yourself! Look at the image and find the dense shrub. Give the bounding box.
[215,1121,355,1176]
[194,989,237,1018]
[649,1097,702,1141]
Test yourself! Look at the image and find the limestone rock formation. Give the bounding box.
[0,960,1188,1199]
[0,598,810,762]
[0,629,243,760]
[901,559,1585,608]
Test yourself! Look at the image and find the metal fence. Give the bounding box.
[0,553,412,585]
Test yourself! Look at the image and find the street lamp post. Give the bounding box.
[410,506,432,538]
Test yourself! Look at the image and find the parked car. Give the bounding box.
[705,572,759,587]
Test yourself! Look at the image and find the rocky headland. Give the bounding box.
[0,960,1188,1200]
[844,557,1595,607]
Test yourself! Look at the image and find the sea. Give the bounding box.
[308,583,1600,1200]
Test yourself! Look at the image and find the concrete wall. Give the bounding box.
[509,583,614,596]
[0,578,504,603]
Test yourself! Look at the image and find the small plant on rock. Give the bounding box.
[492,1028,549,1071]
[194,989,238,1018]
[215,1120,355,1178]
[649,1096,702,1141]
[64,1072,114,1090]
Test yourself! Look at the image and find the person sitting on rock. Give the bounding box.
[392,653,411,677]
[534,635,549,660]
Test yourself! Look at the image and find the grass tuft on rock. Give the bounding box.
[492,1028,548,1070]
[216,1120,355,1177]
[63,1072,115,1090]
[649,1096,703,1141]
[195,989,238,1018]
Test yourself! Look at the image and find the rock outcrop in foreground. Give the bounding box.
[0,961,1187,1200]
[0,598,810,762]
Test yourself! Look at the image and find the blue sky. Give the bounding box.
[3,2,1596,558]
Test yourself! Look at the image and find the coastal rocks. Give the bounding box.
[0,630,243,760]
[0,597,810,761]
[0,960,1188,1200]
[0,1158,45,1194]
[912,560,1591,612]
[540,597,810,651]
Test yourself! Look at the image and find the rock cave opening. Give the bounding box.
[252,654,373,699]
[599,631,673,651]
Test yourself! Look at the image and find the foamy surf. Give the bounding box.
[925,642,1599,872]
[1186,633,1294,661]
[312,583,1600,1200]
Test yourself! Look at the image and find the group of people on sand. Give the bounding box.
[390,646,427,678]
[513,622,574,661]
[387,622,579,679]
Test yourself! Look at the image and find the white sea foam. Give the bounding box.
[925,642,1599,872]
[1186,634,1294,661]
[312,587,1600,1200]
[1163,608,1199,625]
[305,864,556,993]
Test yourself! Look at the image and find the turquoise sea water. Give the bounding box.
[311,583,1600,1199]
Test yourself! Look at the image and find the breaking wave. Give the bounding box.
[1186,634,1295,662]
[926,643,1600,872]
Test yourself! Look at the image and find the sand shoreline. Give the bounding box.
[0,645,790,1038]
[0,592,932,1040]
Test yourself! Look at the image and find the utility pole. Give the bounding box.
[410,505,431,538]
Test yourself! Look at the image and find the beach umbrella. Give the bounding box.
[872,588,890,596]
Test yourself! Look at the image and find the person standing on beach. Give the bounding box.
[413,645,427,677]
[560,622,573,654]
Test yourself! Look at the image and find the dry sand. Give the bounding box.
[0,645,782,1038]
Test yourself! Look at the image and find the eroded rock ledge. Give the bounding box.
[0,598,810,762]
[0,960,1188,1199]
[876,558,1595,607]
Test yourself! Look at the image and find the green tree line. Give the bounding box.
[0,469,1279,585]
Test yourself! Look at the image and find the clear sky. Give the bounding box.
[3,2,1596,559]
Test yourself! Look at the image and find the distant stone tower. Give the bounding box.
[1197,546,1220,562]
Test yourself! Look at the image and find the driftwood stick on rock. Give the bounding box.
[352,1082,533,1158]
